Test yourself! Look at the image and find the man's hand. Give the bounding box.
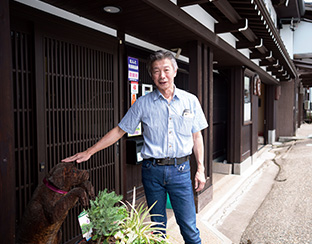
[194,170,206,192]
[62,150,91,163]
[62,126,126,164]
[192,131,206,192]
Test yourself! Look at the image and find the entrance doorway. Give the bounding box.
[213,71,228,161]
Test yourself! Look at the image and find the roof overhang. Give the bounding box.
[294,53,312,87]
[35,0,297,85]
[180,0,298,82]
[274,0,306,21]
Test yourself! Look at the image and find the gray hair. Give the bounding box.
[147,50,178,76]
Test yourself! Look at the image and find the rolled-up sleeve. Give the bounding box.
[118,101,142,134]
[191,98,208,133]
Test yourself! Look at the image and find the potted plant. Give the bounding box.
[81,188,171,244]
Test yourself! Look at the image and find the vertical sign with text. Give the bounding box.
[128,57,139,82]
[128,57,141,136]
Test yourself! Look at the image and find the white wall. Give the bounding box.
[182,5,241,50]
[263,0,277,27]
[15,0,117,36]
[280,24,294,58]
[182,4,215,32]
[294,21,312,54]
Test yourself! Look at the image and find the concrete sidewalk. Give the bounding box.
[167,145,276,244]
[166,123,312,244]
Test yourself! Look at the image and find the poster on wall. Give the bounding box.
[128,57,139,82]
[131,81,139,94]
[128,57,141,137]
[127,123,142,137]
[142,84,153,96]
[244,76,252,123]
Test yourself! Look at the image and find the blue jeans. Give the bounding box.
[142,159,201,244]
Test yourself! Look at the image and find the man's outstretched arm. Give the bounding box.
[62,126,126,163]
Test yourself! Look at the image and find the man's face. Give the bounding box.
[151,58,177,93]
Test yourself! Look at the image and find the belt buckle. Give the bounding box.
[156,157,170,165]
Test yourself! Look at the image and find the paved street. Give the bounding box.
[166,123,312,244]
[240,123,312,244]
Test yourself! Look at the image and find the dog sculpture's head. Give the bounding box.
[47,163,89,191]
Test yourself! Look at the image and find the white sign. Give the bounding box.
[131,81,139,94]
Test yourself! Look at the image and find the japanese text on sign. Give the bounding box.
[128,57,139,82]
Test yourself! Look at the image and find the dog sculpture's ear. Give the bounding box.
[46,164,57,179]
[47,163,69,190]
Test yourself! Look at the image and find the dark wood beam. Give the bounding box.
[144,0,279,84]
[259,59,279,67]
[238,19,257,42]
[236,38,267,54]
[301,81,312,87]
[250,50,274,61]
[236,39,260,49]
[271,69,287,79]
[298,70,312,76]
[294,53,312,59]
[254,38,268,54]
[211,0,241,23]
[295,63,312,70]
[266,66,279,72]
[259,60,272,66]
[279,74,291,82]
[293,59,312,65]
[216,18,257,42]
[254,0,297,78]
[215,18,246,33]
[301,78,312,84]
[200,4,223,22]
[0,0,15,243]
[177,0,208,7]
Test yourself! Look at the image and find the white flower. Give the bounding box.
[114,231,124,240]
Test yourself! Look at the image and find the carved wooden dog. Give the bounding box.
[17,162,95,244]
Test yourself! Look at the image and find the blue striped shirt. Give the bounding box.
[118,87,208,159]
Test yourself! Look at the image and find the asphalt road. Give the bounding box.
[240,126,312,244]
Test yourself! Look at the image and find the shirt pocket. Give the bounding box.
[177,115,193,136]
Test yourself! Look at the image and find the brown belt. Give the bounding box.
[150,155,190,166]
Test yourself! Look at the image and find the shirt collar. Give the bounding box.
[153,85,181,101]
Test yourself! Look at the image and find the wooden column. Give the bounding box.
[117,31,126,197]
[188,41,213,212]
[266,85,277,143]
[228,67,243,163]
[0,0,15,242]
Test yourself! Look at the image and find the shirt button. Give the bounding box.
[169,145,172,148]
[169,131,172,134]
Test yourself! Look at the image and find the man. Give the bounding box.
[62,50,208,244]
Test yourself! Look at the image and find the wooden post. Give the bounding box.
[188,41,213,212]
[0,0,15,243]
[228,67,243,163]
[266,85,277,143]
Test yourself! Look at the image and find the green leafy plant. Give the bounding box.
[86,188,171,244]
[116,190,170,244]
[87,189,128,243]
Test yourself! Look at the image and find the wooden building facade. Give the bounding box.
[0,0,306,243]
